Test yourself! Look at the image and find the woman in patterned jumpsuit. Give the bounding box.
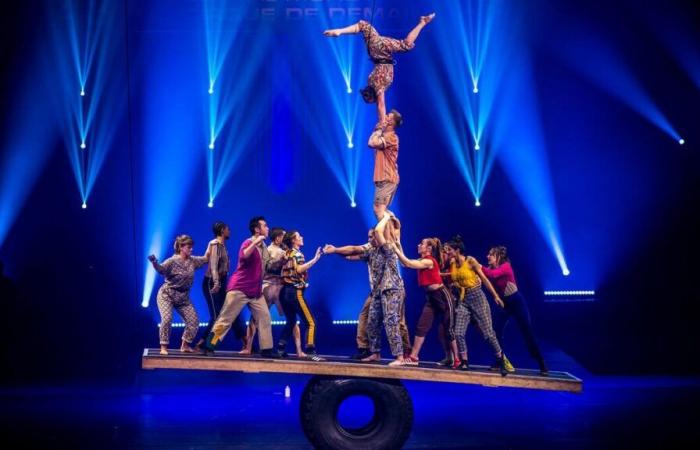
[149,235,210,355]
[324,13,435,123]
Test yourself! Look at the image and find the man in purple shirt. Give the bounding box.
[205,216,276,357]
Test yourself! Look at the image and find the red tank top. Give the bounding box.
[417,255,442,287]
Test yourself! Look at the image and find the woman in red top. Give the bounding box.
[393,237,461,367]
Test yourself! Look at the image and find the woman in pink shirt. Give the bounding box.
[478,246,548,375]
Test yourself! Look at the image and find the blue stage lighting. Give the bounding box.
[80,141,86,149]
[80,89,85,97]
[347,141,354,149]
[351,201,357,208]
[475,199,481,207]
[208,200,213,208]
[473,85,479,94]
[346,86,352,94]
[81,202,87,209]
[209,141,214,150]
[679,138,685,145]
[474,142,480,150]
[563,269,571,276]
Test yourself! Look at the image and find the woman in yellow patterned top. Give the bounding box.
[277,230,324,361]
[443,236,511,372]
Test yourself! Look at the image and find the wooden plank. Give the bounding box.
[142,349,582,393]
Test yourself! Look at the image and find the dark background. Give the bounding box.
[0,0,699,387]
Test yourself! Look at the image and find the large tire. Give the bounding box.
[300,376,413,450]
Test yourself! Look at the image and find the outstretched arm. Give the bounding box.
[148,255,173,276]
[323,244,366,256]
[469,256,504,307]
[297,247,323,273]
[393,244,434,270]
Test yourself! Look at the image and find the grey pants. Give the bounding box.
[454,286,502,357]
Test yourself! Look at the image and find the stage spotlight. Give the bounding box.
[474,142,480,150]
[473,86,478,94]
[350,201,356,208]
[563,268,571,276]
[80,141,86,149]
[347,141,354,149]
[679,138,685,145]
[209,141,214,150]
[475,199,481,207]
[80,89,85,97]
[208,200,213,208]
[81,202,87,209]
[346,86,352,94]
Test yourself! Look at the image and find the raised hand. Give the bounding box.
[323,244,336,254]
[148,254,157,263]
[323,29,341,37]
[314,247,323,259]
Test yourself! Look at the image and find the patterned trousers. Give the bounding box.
[157,289,199,345]
[357,292,411,353]
[454,286,502,357]
[367,289,405,356]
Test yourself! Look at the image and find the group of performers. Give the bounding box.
[148,14,549,376]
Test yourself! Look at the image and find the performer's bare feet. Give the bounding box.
[361,353,381,362]
[238,348,252,355]
[180,344,195,353]
[297,351,308,358]
[388,357,408,366]
[420,13,436,24]
[323,29,341,37]
[159,347,169,356]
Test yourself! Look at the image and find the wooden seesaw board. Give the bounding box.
[142,349,582,393]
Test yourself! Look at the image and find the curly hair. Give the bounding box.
[173,235,194,254]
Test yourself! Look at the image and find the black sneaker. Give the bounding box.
[351,348,371,360]
[260,349,281,359]
[456,360,470,371]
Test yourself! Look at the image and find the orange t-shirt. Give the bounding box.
[373,130,399,184]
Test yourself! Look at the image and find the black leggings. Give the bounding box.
[199,277,246,343]
[278,285,317,351]
[493,291,544,364]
